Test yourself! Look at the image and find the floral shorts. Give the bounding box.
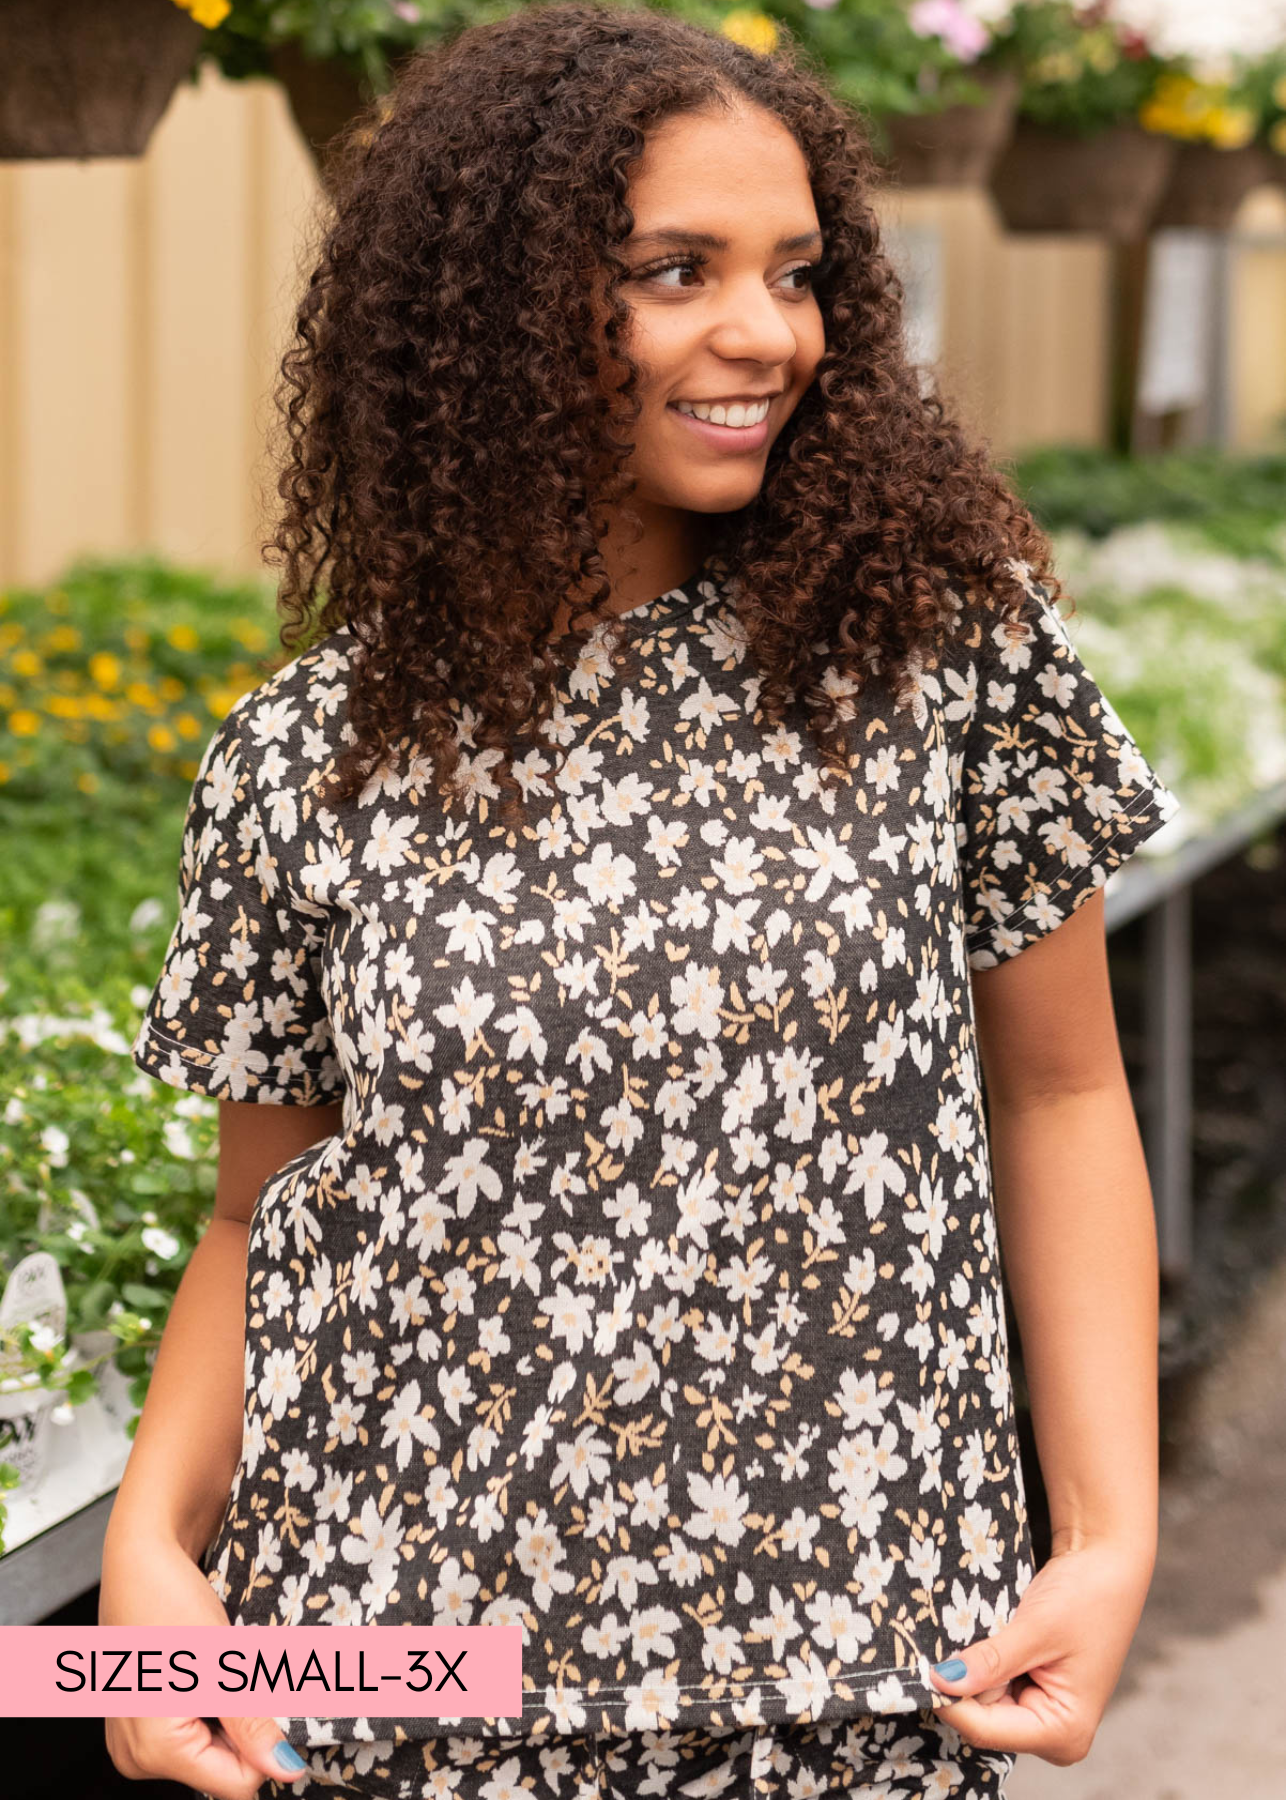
[224,1710,1017,1799]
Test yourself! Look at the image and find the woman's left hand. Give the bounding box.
[926,1535,1156,1766]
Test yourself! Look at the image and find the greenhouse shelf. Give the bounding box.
[0,1390,132,1624]
[1102,776,1286,1285]
[1,778,1283,1622]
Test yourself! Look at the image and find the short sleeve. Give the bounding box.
[130,696,345,1105]
[953,575,1183,971]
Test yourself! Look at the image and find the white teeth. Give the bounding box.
[675,398,770,428]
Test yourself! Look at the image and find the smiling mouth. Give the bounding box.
[670,398,773,428]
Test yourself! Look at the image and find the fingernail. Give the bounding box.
[934,1658,968,1679]
[274,1741,307,1772]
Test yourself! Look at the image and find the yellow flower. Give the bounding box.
[167,623,200,653]
[9,648,42,678]
[126,680,158,709]
[45,695,82,719]
[43,625,81,653]
[231,618,268,652]
[8,709,39,737]
[1207,108,1256,150]
[175,711,203,739]
[148,723,179,753]
[158,675,186,702]
[171,0,232,26]
[89,651,121,689]
[1153,72,1199,107]
[1270,119,1286,154]
[205,686,241,718]
[76,770,98,795]
[84,693,119,721]
[720,10,780,56]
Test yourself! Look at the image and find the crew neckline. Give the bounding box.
[619,548,731,627]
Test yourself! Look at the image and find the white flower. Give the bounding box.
[142,1226,180,1261]
[41,1124,70,1166]
[31,897,80,951]
[1104,0,1286,77]
[162,1119,196,1161]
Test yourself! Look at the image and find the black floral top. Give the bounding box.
[131,555,1180,1751]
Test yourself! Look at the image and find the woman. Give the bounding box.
[101,6,1176,1798]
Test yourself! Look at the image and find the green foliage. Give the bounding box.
[1007,443,1286,556]
[0,557,285,1553]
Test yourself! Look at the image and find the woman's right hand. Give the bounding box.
[99,1527,311,1799]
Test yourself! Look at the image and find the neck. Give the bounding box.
[550,515,724,637]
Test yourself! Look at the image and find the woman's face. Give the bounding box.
[603,99,827,525]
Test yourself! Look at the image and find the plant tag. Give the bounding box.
[0,1251,67,1383]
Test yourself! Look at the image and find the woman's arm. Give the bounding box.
[927,890,1159,1762]
[99,1098,342,1794]
[102,1098,344,1563]
[975,889,1160,1559]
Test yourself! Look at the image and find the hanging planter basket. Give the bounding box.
[1150,142,1274,231]
[0,0,202,160]
[876,66,1021,188]
[1269,149,1286,192]
[988,118,1178,239]
[268,41,378,185]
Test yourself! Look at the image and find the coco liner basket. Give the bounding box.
[877,66,1020,188]
[0,0,202,160]
[1150,141,1275,231]
[267,39,370,178]
[989,117,1178,238]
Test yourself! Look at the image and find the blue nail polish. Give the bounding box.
[934,1658,968,1679]
[274,1741,307,1772]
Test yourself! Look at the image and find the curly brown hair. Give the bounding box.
[259,0,1066,832]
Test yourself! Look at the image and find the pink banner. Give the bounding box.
[0,1626,523,1719]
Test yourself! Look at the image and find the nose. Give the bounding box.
[705,275,802,366]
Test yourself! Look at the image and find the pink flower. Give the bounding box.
[908,0,989,62]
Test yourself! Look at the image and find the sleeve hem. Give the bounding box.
[964,781,1176,965]
[132,1019,344,1107]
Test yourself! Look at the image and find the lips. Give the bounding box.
[667,403,773,452]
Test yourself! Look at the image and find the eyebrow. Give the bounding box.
[626,228,824,253]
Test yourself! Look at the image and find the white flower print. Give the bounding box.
[130,565,1177,1745]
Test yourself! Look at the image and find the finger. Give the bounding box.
[217,1714,311,1788]
[133,1715,277,1800]
[932,1681,1081,1758]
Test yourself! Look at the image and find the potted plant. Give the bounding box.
[987,0,1179,238]
[0,0,216,161]
[853,1,1026,189]
[1145,41,1284,230]
[191,0,514,184]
